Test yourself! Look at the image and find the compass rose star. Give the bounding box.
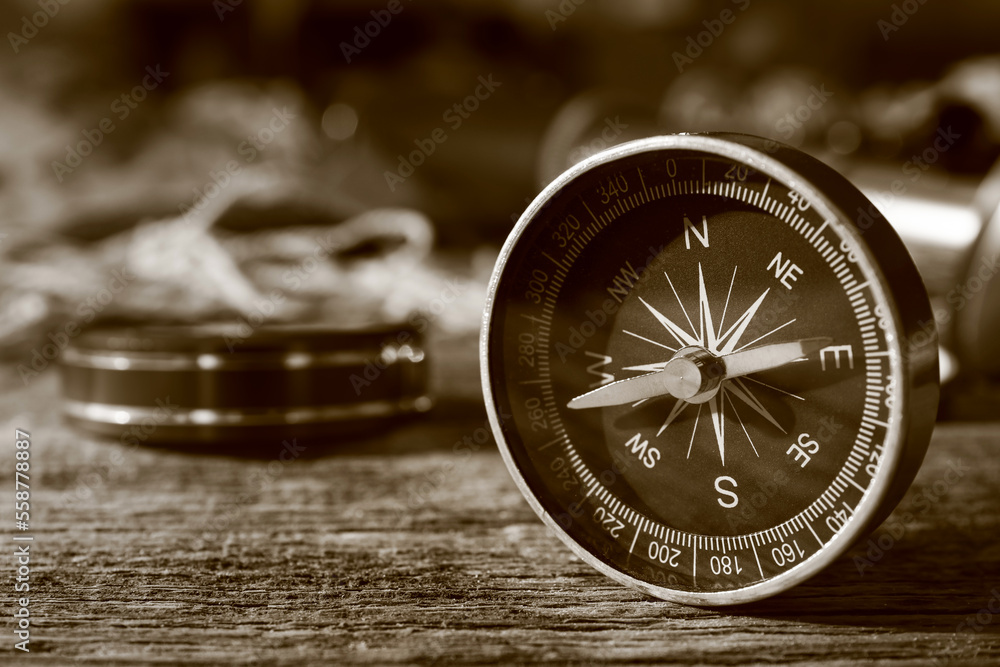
[638,263,790,465]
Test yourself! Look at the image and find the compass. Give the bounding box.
[481,133,939,605]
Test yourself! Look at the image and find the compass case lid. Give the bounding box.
[59,323,431,445]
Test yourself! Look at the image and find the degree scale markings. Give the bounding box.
[511,153,893,585]
[573,171,867,540]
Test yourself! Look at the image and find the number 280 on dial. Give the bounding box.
[481,133,939,605]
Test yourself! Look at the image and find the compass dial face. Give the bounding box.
[482,134,938,605]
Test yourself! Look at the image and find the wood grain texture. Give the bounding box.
[2,372,1000,665]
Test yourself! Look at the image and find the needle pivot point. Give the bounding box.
[663,346,722,403]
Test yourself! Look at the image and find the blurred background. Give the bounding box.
[2,0,1000,428]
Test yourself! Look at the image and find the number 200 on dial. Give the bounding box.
[481,134,939,605]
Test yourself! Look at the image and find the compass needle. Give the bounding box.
[485,134,938,605]
[623,361,670,373]
[722,337,830,378]
[567,337,830,409]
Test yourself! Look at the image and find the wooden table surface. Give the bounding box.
[3,370,1000,665]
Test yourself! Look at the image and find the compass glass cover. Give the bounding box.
[483,137,923,602]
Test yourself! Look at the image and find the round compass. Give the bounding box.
[481,133,939,605]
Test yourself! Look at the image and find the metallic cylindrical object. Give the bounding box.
[59,323,431,444]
